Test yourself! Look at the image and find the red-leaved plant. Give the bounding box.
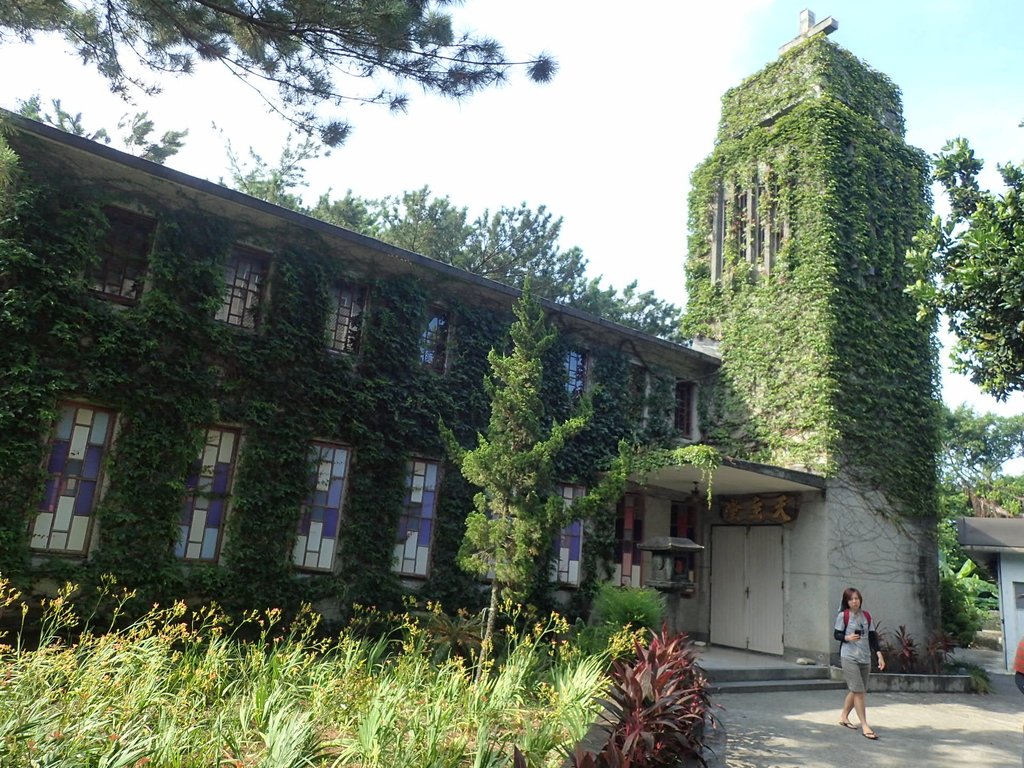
[877,624,957,675]
[569,625,714,767]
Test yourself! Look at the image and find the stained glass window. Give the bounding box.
[394,459,439,577]
[326,281,365,354]
[293,441,350,572]
[565,350,587,397]
[31,403,114,554]
[419,309,449,373]
[176,427,239,562]
[88,208,154,304]
[215,247,267,329]
[614,493,644,586]
[670,499,699,594]
[553,484,585,586]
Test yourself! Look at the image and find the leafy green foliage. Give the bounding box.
[938,571,984,647]
[224,141,684,338]
[445,282,631,653]
[934,405,1012,645]
[589,584,665,634]
[939,404,1024,492]
[909,137,1024,399]
[877,624,956,675]
[17,95,187,164]
[0,0,556,145]
[576,584,665,659]
[0,578,607,766]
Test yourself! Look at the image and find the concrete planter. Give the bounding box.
[828,666,973,693]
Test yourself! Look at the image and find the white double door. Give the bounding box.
[710,525,784,655]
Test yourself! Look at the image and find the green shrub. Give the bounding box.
[590,583,664,632]
[939,573,985,647]
[577,584,665,658]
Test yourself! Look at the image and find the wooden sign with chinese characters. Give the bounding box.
[719,493,799,525]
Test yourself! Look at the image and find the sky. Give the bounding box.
[1,0,1023,428]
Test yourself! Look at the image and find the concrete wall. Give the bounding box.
[823,475,939,659]
[783,491,830,661]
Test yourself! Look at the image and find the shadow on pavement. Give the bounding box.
[716,672,1021,767]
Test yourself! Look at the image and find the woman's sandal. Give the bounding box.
[838,721,857,730]
[862,730,878,740]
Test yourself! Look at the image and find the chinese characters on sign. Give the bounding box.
[720,494,799,524]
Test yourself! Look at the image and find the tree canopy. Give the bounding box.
[908,136,1024,399]
[1,0,556,146]
[14,98,684,339]
[940,404,1024,494]
[442,282,630,655]
[17,96,187,164]
[226,143,686,338]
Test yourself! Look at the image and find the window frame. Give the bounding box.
[176,426,241,563]
[553,484,586,587]
[614,493,644,586]
[419,307,450,374]
[88,207,155,305]
[31,402,116,555]
[293,440,351,573]
[565,348,588,398]
[674,380,696,438]
[393,457,442,578]
[215,245,269,330]
[325,280,366,355]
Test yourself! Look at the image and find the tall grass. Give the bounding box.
[0,578,608,767]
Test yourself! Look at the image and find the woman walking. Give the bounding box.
[834,586,885,739]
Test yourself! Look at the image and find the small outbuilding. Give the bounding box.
[957,517,1024,671]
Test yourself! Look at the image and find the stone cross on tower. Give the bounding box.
[779,9,838,55]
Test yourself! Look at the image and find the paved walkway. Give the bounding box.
[707,647,1022,767]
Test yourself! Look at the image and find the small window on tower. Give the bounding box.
[674,380,695,438]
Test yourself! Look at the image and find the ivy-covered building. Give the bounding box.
[0,15,940,661]
[2,108,827,633]
[682,15,941,658]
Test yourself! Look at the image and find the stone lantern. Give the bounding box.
[638,536,704,596]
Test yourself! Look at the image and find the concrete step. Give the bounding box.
[711,678,847,694]
[700,665,831,683]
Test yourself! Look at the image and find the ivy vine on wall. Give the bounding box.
[0,130,685,619]
[683,37,940,518]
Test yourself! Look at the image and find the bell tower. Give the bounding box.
[684,11,941,647]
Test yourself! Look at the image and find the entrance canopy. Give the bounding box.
[632,456,826,497]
